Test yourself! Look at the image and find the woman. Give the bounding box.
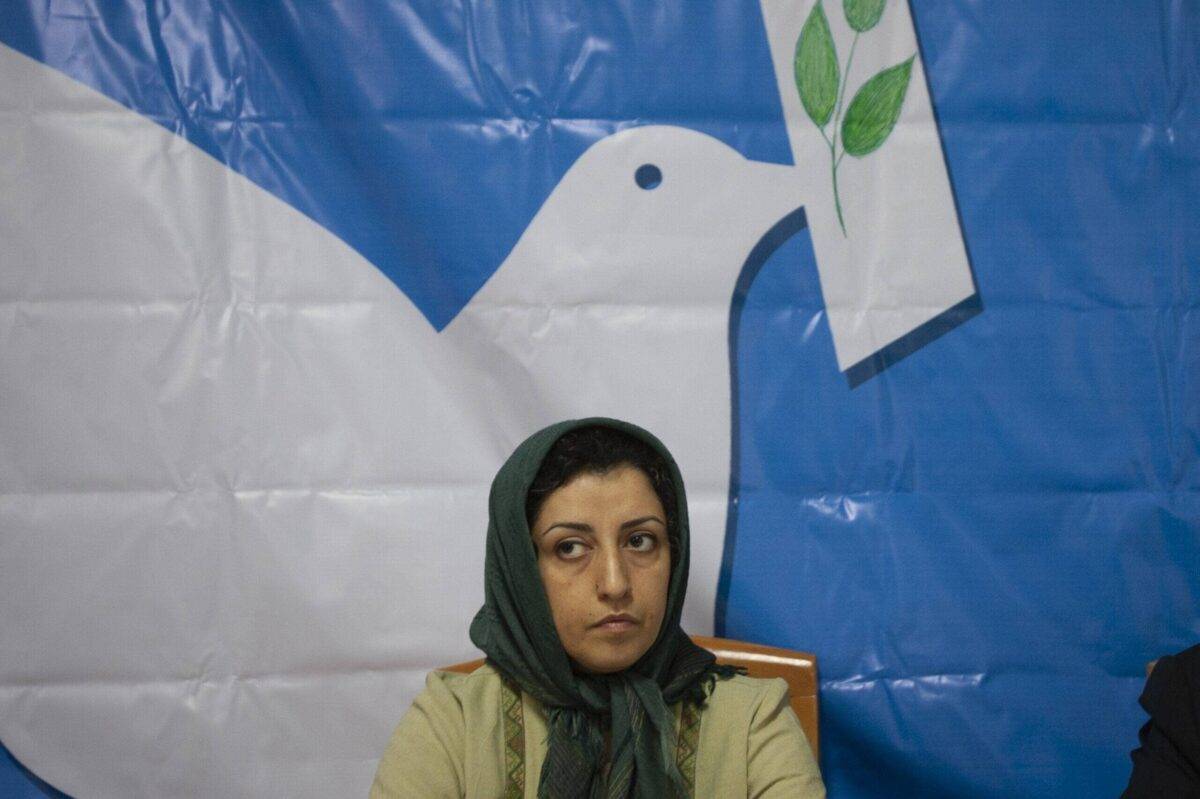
[371,418,824,798]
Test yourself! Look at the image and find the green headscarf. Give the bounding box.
[469,418,734,799]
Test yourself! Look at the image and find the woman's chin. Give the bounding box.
[570,643,650,674]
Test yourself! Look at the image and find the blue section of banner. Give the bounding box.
[0,1,790,330]
[722,2,1200,796]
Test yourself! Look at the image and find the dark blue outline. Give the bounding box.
[714,206,809,636]
[843,293,983,388]
[0,740,72,798]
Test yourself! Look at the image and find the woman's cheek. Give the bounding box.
[555,588,585,630]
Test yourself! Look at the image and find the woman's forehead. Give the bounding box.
[534,465,663,522]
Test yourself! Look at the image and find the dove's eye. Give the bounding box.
[635,164,662,190]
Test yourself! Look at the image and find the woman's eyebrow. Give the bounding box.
[539,521,592,538]
[620,515,665,530]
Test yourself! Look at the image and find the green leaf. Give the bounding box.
[844,0,886,32]
[841,55,914,157]
[794,2,839,128]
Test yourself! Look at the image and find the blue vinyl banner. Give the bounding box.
[0,2,1196,797]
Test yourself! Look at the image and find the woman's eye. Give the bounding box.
[555,540,585,559]
[627,532,657,552]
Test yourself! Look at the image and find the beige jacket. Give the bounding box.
[370,664,825,798]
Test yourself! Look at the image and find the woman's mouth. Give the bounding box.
[593,614,638,631]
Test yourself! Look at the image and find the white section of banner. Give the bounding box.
[761,0,976,372]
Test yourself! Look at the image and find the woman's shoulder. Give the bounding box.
[692,673,825,797]
[704,672,791,711]
[422,662,507,707]
[695,672,795,736]
[369,665,507,797]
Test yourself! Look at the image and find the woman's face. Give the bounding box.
[531,464,671,674]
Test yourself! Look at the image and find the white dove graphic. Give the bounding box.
[0,1,972,792]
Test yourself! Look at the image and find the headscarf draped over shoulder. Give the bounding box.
[469,417,734,799]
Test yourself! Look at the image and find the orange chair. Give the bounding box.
[443,635,819,760]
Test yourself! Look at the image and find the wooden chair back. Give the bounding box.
[441,635,819,760]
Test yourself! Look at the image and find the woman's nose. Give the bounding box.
[595,546,631,601]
